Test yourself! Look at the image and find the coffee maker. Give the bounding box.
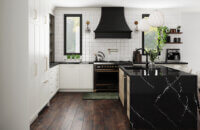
[166,49,181,62]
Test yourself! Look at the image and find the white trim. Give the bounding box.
[29,113,38,125]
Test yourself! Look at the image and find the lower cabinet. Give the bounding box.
[59,64,93,91]
[119,69,130,120]
[48,65,59,98]
[39,65,59,110]
[119,69,125,106]
[29,65,59,124]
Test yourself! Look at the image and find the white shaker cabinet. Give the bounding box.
[59,64,93,91]
[28,0,52,124]
[38,65,59,111]
[60,65,80,90]
[28,23,41,123]
[79,65,93,90]
[48,66,59,98]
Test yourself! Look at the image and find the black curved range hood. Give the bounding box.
[94,7,132,39]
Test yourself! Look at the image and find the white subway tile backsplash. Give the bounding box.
[54,7,182,62]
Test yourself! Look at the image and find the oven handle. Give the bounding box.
[95,70,119,72]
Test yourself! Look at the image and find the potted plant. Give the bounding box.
[71,55,75,62]
[177,26,181,33]
[166,27,170,34]
[75,55,81,62]
[65,55,71,62]
[67,55,71,59]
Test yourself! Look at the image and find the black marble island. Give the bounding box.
[119,65,198,130]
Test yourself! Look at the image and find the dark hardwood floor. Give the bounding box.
[30,92,131,130]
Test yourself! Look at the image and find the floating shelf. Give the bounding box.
[167,32,183,34]
[165,42,183,44]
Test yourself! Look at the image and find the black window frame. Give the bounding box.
[142,14,160,55]
[142,14,150,55]
[64,14,82,55]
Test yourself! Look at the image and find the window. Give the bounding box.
[142,14,159,55]
[64,14,82,55]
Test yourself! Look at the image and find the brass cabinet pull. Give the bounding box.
[45,57,48,71]
[34,63,37,77]
[34,9,37,20]
[43,80,48,84]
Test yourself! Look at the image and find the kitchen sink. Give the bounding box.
[124,66,145,70]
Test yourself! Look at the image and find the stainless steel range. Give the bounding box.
[94,61,131,92]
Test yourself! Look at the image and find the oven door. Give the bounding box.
[94,69,119,92]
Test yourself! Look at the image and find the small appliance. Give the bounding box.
[166,49,181,62]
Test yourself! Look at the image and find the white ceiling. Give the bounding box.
[51,0,200,9]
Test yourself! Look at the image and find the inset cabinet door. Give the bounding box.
[60,65,79,89]
[119,69,124,106]
[79,65,93,89]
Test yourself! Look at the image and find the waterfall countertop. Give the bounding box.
[119,65,194,77]
[119,65,198,129]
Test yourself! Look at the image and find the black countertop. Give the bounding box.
[50,61,188,68]
[124,65,198,129]
[50,61,94,68]
[133,61,188,64]
[119,65,194,77]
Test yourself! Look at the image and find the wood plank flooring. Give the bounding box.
[30,92,131,130]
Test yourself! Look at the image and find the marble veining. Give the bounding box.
[120,65,198,129]
[131,106,156,129]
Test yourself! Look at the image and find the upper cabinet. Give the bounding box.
[28,0,52,123]
[29,0,40,23]
[64,14,82,55]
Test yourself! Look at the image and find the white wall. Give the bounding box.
[182,12,200,72]
[54,7,183,62]
[0,0,29,130]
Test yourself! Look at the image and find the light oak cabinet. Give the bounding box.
[119,68,131,120]
[119,69,125,106]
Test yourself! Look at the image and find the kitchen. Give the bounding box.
[1,0,200,130]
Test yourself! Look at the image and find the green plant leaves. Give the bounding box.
[146,26,168,62]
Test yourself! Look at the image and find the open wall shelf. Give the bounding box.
[167,32,183,34]
[165,42,183,44]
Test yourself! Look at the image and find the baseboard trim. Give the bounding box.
[59,88,94,92]
[29,113,38,125]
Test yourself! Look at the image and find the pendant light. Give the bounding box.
[138,18,150,32]
[148,10,164,27]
